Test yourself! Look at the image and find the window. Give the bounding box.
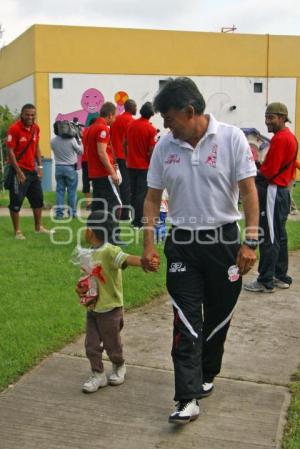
[254,82,263,93]
[52,78,63,89]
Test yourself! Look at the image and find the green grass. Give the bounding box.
[0,217,166,391]
[283,372,300,449]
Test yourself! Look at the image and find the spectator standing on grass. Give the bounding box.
[111,99,137,220]
[51,127,83,219]
[142,77,259,425]
[244,102,298,293]
[126,102,157,229]
[6,103,51,240]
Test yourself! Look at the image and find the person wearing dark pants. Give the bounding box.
[111,99,137,220]
[244,102,298,293]
[86,102,122,241]
[142,77,258,425]
[126,102,157,229]
[127,168,148,229]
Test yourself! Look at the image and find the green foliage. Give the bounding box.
[0,104,17,142]
[282,371,300,449]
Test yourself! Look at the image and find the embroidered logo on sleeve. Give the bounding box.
[228,265,240,282]
[100,130,107,139]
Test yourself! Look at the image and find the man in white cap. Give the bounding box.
[245,102,298,293]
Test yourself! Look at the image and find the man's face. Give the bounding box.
[265,113,285,133]
[161,107,195,141]
[107,112,116,126]
[21,108,36,127]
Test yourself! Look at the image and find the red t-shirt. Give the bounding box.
[110,112,135,159]
[6,120,40,171]
[86,117,114,178]
[126,118,157,169]
[260,127,298,187]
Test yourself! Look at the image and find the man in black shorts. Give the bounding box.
[6,104,51,239]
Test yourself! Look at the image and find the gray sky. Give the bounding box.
[0,0,299,46]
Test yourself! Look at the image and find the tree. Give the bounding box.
[0,105,17,142]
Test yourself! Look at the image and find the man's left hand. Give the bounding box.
[37,166,43,178]
[236,244,257,275]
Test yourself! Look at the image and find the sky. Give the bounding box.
[0,0,300,46]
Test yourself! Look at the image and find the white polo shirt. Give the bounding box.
[147,114,256,230]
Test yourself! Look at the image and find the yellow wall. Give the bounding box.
[0,27,36,88]
[2,25,300,158]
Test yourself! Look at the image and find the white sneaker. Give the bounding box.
[108,363,126,386]
[198,382,214,398]
[244,280,275,293]
[82,371,108,393]
[168,399,200,424]
[273,278,290,289]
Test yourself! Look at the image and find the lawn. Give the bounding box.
[0,216,166,391]
[1,185,300,448]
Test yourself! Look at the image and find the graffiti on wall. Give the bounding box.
[55,88,129,126]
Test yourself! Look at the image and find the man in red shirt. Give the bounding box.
[87,102,122,236]
[111,99,137,220]
[126,102,157,229]
[81,118,97,210]
[6,103,50,240]
[245,102,298,293]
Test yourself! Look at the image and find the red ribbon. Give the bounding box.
[91,265,106,284]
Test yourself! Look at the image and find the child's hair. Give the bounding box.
[86,210,116,243]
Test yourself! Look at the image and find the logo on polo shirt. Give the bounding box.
[169,262,187,273]
[165,154,180,164]
[100,130,107,139]
[20,137,27,142]
[206,144,218,167]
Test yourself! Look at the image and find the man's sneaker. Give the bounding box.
[198,382,214,398]
[15,230,26,240]
[273,278,290,289]
[244,280,275,293]
[35,226,55,235]
[168,399,200,425]
[108,363,126,386]
[82,371,108,393]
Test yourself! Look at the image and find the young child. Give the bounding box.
[76,210,158,393]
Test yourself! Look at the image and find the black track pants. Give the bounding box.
[257,184,291,287]
[164,224,242,401]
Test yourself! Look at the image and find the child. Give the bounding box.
[76,210,158,393]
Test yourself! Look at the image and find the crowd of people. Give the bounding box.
[4,78,298,425]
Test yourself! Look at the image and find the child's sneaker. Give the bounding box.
[82,371,108,393]
[108,363,126,386]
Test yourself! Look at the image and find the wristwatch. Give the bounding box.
[243,239,259,250]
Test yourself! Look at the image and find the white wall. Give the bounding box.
[49,73,296,139]
[0,75,34,115]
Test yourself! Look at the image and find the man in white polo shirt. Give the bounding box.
[142,77,259,425]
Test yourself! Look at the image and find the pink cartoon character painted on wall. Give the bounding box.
[56,88,105,126]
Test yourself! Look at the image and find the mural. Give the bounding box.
[55,88,129,126]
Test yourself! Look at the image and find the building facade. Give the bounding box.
[1,25,300,189]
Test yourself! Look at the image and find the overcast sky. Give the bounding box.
[0,0,299,46]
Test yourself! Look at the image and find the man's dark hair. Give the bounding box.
[21,104,36,113]
[140,102,154,119]
[87,210,117,243]
[153,77,206,114]
[124,99,137,114]
[100,102,116,118]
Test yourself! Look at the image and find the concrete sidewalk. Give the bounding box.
[1,253,300,449]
